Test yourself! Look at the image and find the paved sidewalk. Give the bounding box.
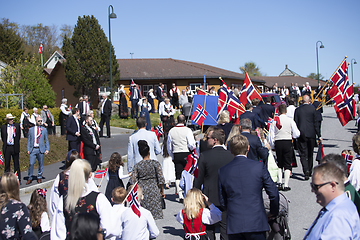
[19,126,134,195]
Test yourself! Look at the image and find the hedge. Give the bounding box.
[0,108,62,126]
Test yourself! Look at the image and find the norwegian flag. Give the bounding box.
[274,109,282,130]
[130,79,135,86]
[152,122,163,140]
[328,59,355,126]
[239,73,262,105]
[69,104,72,111]
[0,151,3,166]
[342,153,354,174]
[127,183,141,218]
[191,104,208,126]
[38,42,43,54]
[94,168,107,178]
[185,149,199,178]
[217,80,244,119]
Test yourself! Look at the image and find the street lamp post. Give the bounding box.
[351,58,357,84]
[130,53,134,59]
[108,5,117,102]
[316,41,324,85]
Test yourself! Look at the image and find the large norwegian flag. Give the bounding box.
[191,104,208,126]
[328,59,355,126]
[239,73,262,105]
[38,42,43,54]
[127,183,141,218]
[217,80,243,119]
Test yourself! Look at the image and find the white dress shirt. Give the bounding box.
[60,104,71,115]
[30,113,40,125]
[50,186,115,240]
[110,204,127,240]
[349,157,360,191]
[118,207,159,240]
[286,105,296,120]
[158,102,175,116]
[167,124,196,159]
[40,212,51,232]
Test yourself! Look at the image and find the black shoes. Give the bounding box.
[277,183,283,191]
[283,186,291,191]
[305,171,310,180]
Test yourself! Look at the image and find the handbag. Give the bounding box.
[153,161,166,209]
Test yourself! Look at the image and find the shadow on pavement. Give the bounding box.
[162,226,184,238]
[291,173,306,181]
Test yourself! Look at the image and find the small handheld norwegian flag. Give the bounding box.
[94,169,107,178]
[127,183,141,218]
[0,151,3,166]
[191,104,208,126]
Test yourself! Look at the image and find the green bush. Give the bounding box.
[0,107,61,126]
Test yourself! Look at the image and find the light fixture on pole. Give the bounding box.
[351,58,357,84]
[108,5,117,102]
[316,41,324,85]
[130,53,134,59]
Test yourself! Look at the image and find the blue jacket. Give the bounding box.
[27,126,49,154]
[241,132,269,163]
[218,155,279,234]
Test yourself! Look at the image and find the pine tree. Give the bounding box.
[0,18,24,64]
[62,15,119,101]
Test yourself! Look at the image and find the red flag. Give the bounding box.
[191,104,208,126]
[127,183,141,218]
[94,169,107,178]
[217,80,243,119]
[266,117,273,130]
[185,149,199,178]
[0,151,3,166]
[38,42,43,54]
[152,122,163,140]
[69,104,72,111]
[239,73,262,105]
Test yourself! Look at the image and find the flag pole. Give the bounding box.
[97,174,106,189]
[201,75,207,138]
[313,56,347,102]
[317,98,333,110]
[122,181,138,205]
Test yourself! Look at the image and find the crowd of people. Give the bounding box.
[2,82,360,239]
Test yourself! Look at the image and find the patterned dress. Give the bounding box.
[130,159,165,220]
[0,199,37,240]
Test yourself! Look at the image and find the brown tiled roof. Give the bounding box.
[256,75,326,88]
[117,58,265,84]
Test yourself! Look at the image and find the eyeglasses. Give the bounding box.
[310,181,338,192]
[37,120,42,123]
[97,229,107,239]
[206,136,213,140]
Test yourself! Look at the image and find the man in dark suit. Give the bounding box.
[81,116,101,172]
[78,95,92,120]
[129,84,140,119]
[26,116,50,184]
[156,83,164,110]
[294,95,322,180]
[218,135,279,240]
[240,103,265,130]
[1,114,21,183]
[251,98,263,119]
[66,108,81,151]
[260,97,275,122]
[99,93,112,138]
[312,98,323,135]
[239,118,269,163]
[194,127,233,240]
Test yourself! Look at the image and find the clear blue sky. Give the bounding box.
[1,0,360,83]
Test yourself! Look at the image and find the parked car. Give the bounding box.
[259,93,286,109]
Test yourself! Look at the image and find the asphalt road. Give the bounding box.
[19,105,357,239]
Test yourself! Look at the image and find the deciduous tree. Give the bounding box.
[240,61,264,77]
[307,73,324,80]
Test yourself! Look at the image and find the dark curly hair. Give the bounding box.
[28,188,49,228]
[138,140,150,158]
[108,152,124,172]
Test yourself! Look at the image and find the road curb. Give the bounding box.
[20,129,201,195]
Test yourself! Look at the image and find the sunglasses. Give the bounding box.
[206,136,213,140]
[37,120,42,123]
[310,181,338,192]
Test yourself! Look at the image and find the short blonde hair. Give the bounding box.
[229,135,249,156]
[225,125,240,146]
[217,110,230,124]
[112,187,127,204]
[183,188,205,220]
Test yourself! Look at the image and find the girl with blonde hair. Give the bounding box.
[176,188,221,240]
[51,159,115,240]
[216,110,234,143]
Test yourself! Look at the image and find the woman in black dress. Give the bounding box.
[20,108,32,138]
[118,84,129,119]
[159,98,175,134]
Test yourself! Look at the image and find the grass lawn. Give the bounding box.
[0,135,69,173]
[95,111,180,130]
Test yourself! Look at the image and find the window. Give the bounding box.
[142,85,153,96]
[190,83,208,94]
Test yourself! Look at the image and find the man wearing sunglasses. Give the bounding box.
[26,117,49,184]
[304,163,359,239]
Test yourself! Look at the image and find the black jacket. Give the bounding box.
[1,123,21,153]
[294,103,321,139]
